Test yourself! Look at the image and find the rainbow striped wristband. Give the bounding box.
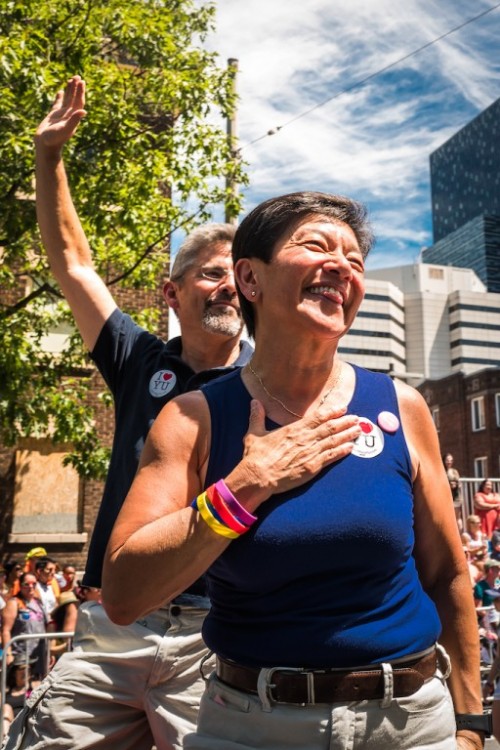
[191,481,257,539]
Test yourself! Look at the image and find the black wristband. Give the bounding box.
[455,712,493,736]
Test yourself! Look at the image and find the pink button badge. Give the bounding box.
[377,411,400,433]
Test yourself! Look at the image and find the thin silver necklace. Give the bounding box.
[248,361,339,419]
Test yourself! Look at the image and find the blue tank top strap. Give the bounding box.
[202,370,252,487]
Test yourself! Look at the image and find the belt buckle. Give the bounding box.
[260,666,316,706]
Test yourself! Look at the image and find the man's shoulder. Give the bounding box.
[180,339,252,392]
[93,308,167,357]
[91,309,178,389]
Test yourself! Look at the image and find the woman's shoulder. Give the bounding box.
[4,595,19,611]
[152,388,210,428]
[393,378,436,434]
[142,389,212,468]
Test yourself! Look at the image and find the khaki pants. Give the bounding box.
[4,600,211,750]
[185,653,457,749]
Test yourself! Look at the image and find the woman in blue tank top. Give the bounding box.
[104,192,485,750]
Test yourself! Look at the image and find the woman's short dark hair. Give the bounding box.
[232,191,374,337]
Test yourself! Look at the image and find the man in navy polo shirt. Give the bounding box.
[5,75,251,750]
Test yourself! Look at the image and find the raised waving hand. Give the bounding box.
[35,75,87,152]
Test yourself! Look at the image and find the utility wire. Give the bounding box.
[239,2,500,152]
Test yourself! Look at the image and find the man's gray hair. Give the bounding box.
[170,223,236,282]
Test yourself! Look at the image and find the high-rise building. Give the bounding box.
[430,97,500,241]
[340,262,500,479]
[422,97,500,292]
[339,262,500,384]
[348,100,500,477]
[336,278,406,377]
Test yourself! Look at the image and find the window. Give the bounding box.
[474,457,488,478]
[431,407,440,431]
[471,396,485,431]
[496,393,500,428]
[428,267,444,279]
[9,438,86,544]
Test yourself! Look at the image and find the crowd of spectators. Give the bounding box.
[444,456,500,740]
[0,547,100,738]
[1,470,498,741]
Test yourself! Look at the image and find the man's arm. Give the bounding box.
[34,75,116,351]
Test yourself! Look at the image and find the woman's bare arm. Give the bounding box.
[102,393,361,624]
[397,381,484,750]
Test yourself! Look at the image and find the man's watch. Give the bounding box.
[455,712,493,736]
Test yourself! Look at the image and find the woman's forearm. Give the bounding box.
[102,504,232,624]
[103,400,362,624]
[431,570,484,749]
[429,568,483,712]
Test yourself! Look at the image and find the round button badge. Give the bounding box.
[352,418,384,459]
[377,411,400,434]
[149,370,177,398]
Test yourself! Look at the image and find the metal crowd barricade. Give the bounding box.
[0,631,74,745]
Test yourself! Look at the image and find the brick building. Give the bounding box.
[418,367,500,479]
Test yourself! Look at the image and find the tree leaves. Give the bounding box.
[0,0,247,478]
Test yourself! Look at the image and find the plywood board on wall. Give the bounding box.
[13,439,80,533]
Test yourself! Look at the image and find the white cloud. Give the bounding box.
[203,0,500,265]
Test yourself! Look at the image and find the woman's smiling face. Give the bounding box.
[250,216,366,340]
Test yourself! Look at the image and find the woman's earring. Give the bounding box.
[251,290,256,297]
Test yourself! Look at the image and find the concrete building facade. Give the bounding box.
[340,262,499,384]
[339,261,500,479]
[337,279,406,377]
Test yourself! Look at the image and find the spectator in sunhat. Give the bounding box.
[50,590,79,660]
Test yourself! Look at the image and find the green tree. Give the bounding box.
[0,0,246,478]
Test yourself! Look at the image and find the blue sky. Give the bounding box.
[202,0,500,270]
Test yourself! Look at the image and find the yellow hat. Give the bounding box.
[25,547,48,560]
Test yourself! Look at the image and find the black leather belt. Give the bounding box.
[216,649,438,705]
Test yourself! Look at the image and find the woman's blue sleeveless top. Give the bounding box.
[200,365,441,668]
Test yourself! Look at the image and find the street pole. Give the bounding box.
[225,57,239,225]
